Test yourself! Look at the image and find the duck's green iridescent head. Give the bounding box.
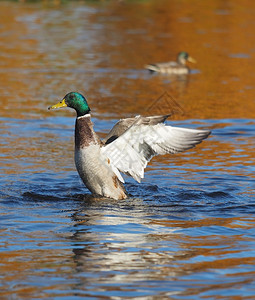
[177,51,196,65]
[48,92,90,117]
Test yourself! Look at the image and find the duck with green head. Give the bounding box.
[49,92,210,200]
[145,51,196,74]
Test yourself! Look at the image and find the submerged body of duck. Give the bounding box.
[49,92,210,200]
[145,51,196,75]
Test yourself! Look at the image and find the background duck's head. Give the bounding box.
[177,51,196,65]
[48,92,90,117]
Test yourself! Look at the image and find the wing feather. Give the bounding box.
[101,117,210,183]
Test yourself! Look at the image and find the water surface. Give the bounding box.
[0,0,255,299]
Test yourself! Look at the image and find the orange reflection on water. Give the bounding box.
[0,1,255,120]
[0,0,255,299]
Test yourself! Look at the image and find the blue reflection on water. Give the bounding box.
[0,117,255,298]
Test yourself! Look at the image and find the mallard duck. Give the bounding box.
[145,51,196,74]
[48,92,210,200]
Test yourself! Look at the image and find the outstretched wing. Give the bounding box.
[101,116,211,183]
[102,115,170,144]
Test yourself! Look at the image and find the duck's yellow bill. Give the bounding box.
[187,56,197,64]
[48,99,67,110]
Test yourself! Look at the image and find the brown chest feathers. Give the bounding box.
[75,115,102,149]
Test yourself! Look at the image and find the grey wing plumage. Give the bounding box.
[102,117,137,145]
[103,114,171,144]
[101,115,211,183]
[145,61,178,72]
[148,126,211,154]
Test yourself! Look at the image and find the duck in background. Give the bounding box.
[48,92,210,200]
[145,51,196,75]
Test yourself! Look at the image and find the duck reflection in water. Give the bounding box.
[70,197,182,290]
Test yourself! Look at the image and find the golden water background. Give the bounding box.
[0,0,255,299]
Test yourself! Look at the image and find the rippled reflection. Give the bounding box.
[0,0,255,299]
